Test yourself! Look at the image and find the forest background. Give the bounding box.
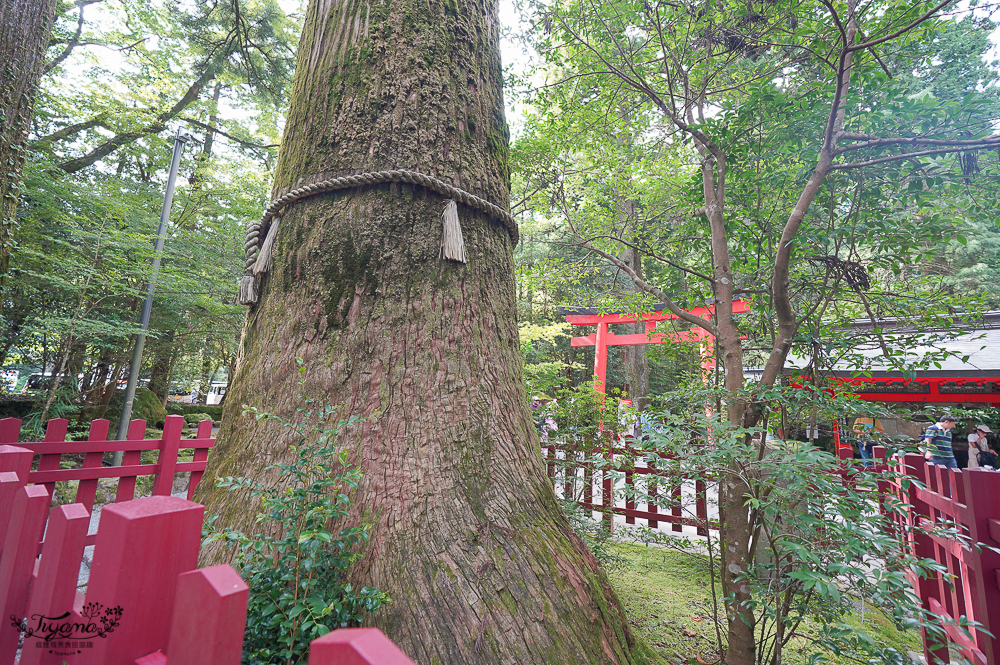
[4,0,1000,436]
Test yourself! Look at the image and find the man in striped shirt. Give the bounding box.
[923,415,958,469]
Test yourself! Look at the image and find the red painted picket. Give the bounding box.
[0,485,50,660]
[85,496,204,664]
[308,628,417,665]
[18,503,90,665]
[160,566,250,665]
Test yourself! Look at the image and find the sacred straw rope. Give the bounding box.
[239,169,518,305]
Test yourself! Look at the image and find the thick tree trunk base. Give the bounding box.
[198,187,661,664]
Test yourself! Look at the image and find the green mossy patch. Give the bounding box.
[321,232,376,329]
[0,398,34,420]
[103,387,167,429]
[166,403,224,420]
[606,541,921,665]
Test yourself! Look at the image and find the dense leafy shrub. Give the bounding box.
[205,366,388,664]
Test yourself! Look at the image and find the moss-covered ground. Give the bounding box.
[605,540,923,665]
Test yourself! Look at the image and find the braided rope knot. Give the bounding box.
[237,169,517,306]
[255,169,516,236]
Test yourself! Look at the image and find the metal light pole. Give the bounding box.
[113,128,191,462]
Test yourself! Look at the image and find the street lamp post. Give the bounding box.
[113,128,191,462]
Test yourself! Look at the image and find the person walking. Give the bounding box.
[852,416,884,465]
[968,424,998,469]
[923,415,959,469]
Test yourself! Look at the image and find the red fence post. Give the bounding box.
[80,496,203,665]
[902,453,950,665]
[186,420,214,500]
[0,484,50,662]
[625,469,635,525]
[153,415,183,496]
[115,420,149,503]
[647,471,658,529]
[0,444,33,550]
[602,436,613,532]
[671,482,682,533]
[75,419,110,512]
[695,479,708,537]
[308,627,417,665]
[583,453,594,509]
[19,502,91,665]
[36,418,69,499]
[0,442,33,477]
[962,468,1000,664]
[155,565,249,665]
[0,417,21,446]
[564,441,577,502]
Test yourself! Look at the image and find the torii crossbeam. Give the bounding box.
[560,300,752,393]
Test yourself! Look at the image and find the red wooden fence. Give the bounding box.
[551,437,1000,664]
[543,434,712,535]
[0,454,249,663]
[0,415,418,665]
[882,453,1000,665]
[0,414,215,513]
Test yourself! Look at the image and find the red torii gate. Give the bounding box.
[560,300,752,393]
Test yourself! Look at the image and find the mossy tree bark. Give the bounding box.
[198,0,660,663]
[0,0,58,282]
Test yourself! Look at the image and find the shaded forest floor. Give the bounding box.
[605,541,923,665]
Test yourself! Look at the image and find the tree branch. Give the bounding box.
[557,185,717,335]
[179,116,278,151]
[836,135,1000,154]
[831,144,1000,169]
[43,0,104,74]
[847,0,954,52]
[594,234,716,283]
[58,69,215,174]
[31,115,109,150]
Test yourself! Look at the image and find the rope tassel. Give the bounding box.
[237,275,258,305]
[253,215,282,275]
[439,199,467,263]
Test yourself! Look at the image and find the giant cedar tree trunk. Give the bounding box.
[0,0,58,281]
[198,0,659,662]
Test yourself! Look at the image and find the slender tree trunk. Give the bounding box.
[198,0,659,662]
[613,108,649,410]
[0,0,58,283]
[93,362,125,419]
[202,83,222,158]
[195,345,214,403]
[620,246,650,410]
[695,142,757,665]
[148,332,176,403]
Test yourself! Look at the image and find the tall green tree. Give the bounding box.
[517,1,1000,662]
